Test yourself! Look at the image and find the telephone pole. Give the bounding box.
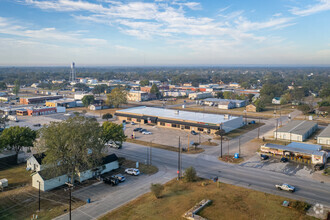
[65,182,73,220]
[177,137,181,180]
[37,180,40,211]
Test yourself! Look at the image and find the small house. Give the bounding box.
[272,97,281,105]
[27,153,46,172]
[246,104,257,112]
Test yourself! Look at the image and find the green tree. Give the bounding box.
[240,82,250,89]
[106,88,127,108]
[93,84,108,96]
[0,126,37,163]
[81,95,95,107]
[183,166,197,182]
[140,80,150,87]
[150,84,161,98]
[223,91,235,100]
[102,121,126,145]
[13,80,20,96]
[319,86,330,98]
[298,104,312,115]
[75,83,90,91]
[0,82,7,90]
[102,113,113,121]
[39,116,105,184]
[216,92,224,99]
[254,99,265,112]
[150,183,164,199]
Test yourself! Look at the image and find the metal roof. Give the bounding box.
[276,120,317,135]
[318,125,330,138]
[204,98,246,104]
[116,106,240,125]
[263,142,324,156]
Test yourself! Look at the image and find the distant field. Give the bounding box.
[100,178,313,220]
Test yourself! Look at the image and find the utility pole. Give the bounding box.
[238,137,241,155]
[199,132,201,144]
[187,134,190,152]
[227,139,229,155]
[150,146,152,165]
[220,134,223,158]
[65,182,73,220]
[37,180,40,212]
[147,147,149,165]
[177,137,181,180]
[275,119,278,140]
[257,127,260,139]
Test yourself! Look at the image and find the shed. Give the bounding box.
[317,125,330,145]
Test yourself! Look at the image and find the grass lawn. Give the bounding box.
[100,179,313,220]
[0,164,84,220]
[219,155,244,164]
[119,157,159,175]
[225,123,265,139]
[126,139,204,154]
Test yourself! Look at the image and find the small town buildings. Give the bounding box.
[229,82,240,88]
[32,154,119,191]
[140,86,152,93]
[89,104,102,111]
[272,97,281,105]
[31,83,39,88]
[260,142,327,164]
[274,120,318,142]
[46,99,77,108]
[163,91,191,97]
[115,106,244,134]
[127,91,149,102]
[217,101,235,109]
[188,92,213,100]
[27,107,57,116]
[317,125,330,145]
[203,98,247,108]
[20,95,63,105]
[246,104,257,112]
[26,153,46,172]
[74,93,93,100]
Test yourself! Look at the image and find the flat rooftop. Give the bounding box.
[117,106,240,124]
[264,142,323,156]
[204,98,246,103]
[276,120,317,135]
[318,125,330,138]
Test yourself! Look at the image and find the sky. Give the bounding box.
[0,0,329,66]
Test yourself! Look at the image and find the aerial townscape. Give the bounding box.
[0,1,329,220]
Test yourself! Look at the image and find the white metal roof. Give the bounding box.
[263,142,323,155]
[117,106,240,124]
[318,125,330,138]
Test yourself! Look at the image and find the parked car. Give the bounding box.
[280,157,288,163]
[275,183,295,192]
[33,124,41,127]
[131,122,136,125]
[191,130,198,135]
[133,127,142,132]
[314,163,325,171]
[139,129,147,133]
[125,168,140,176]
[112,174,126,182]
[106,140,122,149]
[103,176,119,186]
[260,154,269,160]
[142,131,152,135]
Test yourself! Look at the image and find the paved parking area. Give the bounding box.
[123,121,214,149]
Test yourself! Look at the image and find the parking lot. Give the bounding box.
[122,121,215,149]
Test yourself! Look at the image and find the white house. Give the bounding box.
[272,97,281,104]
[32,154,119,191]
[218,101,236,109]
[26,153,46,172]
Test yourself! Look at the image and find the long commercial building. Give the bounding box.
[115,106,244,134]
[20,95,63,105]
[317,125,330,145]
[274,120,318,142]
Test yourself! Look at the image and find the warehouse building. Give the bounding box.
[260,142,327,164]
[46,99,77,108]
[188,92,213,100]
[115,106,244,134]
[20,95,63,105]
[274,120,318,142]
[127,91,149,102]
[317,125,330,145]
[203,98,247,108]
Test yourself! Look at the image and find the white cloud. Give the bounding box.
[290,0,330,16]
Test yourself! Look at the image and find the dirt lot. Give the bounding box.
[100,178,313,220]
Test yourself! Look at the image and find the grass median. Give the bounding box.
[126,138,204,154]
[100,178,312,220]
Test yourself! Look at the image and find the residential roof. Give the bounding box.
[276,120,317,135]
[102,154,118,164]
[204,98,246,104]
[116,106,241,125]
[33,153,46,164]
[318,125,330,138]
[263,142,324,156]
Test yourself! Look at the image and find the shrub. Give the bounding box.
[291,201,310,213]
[150,183,164,199]
[183,166,197,182]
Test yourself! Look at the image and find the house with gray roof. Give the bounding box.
[274,120,318,142]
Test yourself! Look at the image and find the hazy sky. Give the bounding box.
[0,0,329,66]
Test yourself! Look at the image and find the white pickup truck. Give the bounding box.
[275,183,295,193]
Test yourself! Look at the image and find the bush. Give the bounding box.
[183,166,197,182]
[291,201,310,213]
[150,183,164,199]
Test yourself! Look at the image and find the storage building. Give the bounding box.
[115,106,244,134]
[317,125,330,145]
[274,120,318,142]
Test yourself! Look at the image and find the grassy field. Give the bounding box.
[126,139,204,154]
[225,123,265,139]
[219,155,244,164]
[100,179,313,220]
[0,164,84,220]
